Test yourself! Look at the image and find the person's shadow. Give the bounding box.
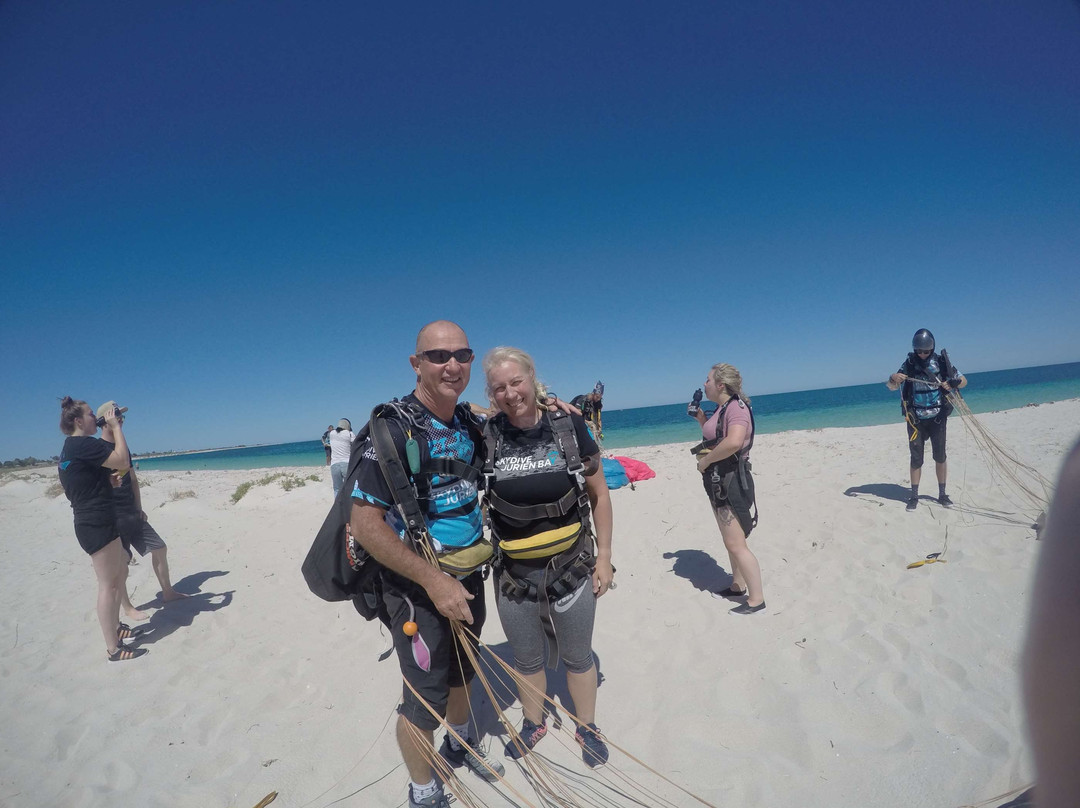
[843,483,911,504]
[134,570,231,609]
[131,571,234,646]
[663,549,731,593]
[468,640,605,743]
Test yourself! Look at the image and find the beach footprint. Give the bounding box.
[889,670,925,715]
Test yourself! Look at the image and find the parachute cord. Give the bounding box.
[946,392,1052,518]
[456,623,721,808]
[957,783,1034,808]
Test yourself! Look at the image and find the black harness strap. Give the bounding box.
[694,395,754,455]
[487,487,578,521]
[369,410,431,547]
[549,411,584,474]
[422,456,482,485]
[367,400,485,544]
[483,411,593,528]
[498,544,593,599]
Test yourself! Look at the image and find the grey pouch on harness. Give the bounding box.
[704,457,757,536]
[703,455,738,504]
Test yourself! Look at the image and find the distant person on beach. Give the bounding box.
[1024,438,1080,808]
[327,419,354,497]
[886,329,967,511]
[482,347,613,766]
[348,321,503,808]
[570,388,604,440]
[690,364,765,615]
[97,401,188,605]
[590,382,604,436]
[321,425,333,466]
[57,397,147,661]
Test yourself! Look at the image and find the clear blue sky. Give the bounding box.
[3,1,1079,459]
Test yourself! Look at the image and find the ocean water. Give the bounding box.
[135,361,1080,471]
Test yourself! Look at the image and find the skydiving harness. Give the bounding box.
[368,399,492,577]
[691,395,759,529]
[302,398,490,623]
[482,410,597,603]
[482,410,599,668]
[901,349,959,441]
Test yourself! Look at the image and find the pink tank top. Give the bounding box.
[702,399,753,453]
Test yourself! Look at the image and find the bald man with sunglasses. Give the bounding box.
[347,321,501,808]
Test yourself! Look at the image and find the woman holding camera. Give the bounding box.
[691,364,765,614]
[58,397,147,661]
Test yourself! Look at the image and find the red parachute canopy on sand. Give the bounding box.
[612,456,655,483]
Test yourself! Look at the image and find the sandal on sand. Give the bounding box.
[713,587,747,599]
[117,623,149,641]
[108,643,148,662]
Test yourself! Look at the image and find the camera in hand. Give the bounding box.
[687,388,703,416]
[96,407,121,428]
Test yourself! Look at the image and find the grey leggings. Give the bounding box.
[495,574,597,675]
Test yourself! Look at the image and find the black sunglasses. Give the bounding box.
[418,348,474,365]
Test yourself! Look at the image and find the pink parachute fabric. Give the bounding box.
[612,456,656,483]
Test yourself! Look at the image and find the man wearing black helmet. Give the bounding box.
[886,329,968,511]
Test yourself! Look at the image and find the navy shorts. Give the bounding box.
[381,569,487,731]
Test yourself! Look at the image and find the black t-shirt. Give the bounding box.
[58,436,116,525]
[487,411,599,543]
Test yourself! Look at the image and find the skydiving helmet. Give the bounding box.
[912,329,935,353]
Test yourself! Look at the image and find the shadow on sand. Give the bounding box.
[662,549,732,593]
[843,482,911,504]
[131,571,235,646]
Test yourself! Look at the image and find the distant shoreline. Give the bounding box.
[134,444,265,459]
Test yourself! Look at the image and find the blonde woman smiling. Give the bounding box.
[482,346,614,767]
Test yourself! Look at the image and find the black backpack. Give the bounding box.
[300,407,386,622]
[300,399,483,622]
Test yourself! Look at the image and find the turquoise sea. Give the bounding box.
[135,362,1080,471]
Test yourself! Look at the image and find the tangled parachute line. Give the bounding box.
[381,532,721,808]
[945,391,1052,521]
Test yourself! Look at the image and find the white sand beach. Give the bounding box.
[2,400,1076,808]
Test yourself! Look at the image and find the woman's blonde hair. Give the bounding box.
[483,346,549,408]
[710,363,750,406]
